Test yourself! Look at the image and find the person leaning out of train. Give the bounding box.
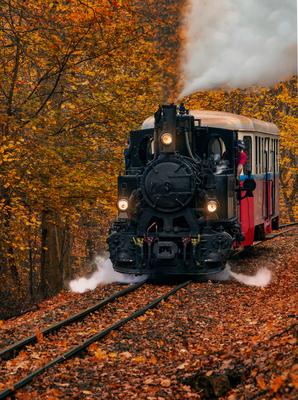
[236,140,247,177]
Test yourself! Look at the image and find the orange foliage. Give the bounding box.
[0,0,296,307]
[0,0,182,302]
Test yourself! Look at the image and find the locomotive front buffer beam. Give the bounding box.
[108,229,232,276]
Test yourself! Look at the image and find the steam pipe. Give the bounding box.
[185,129,200,163]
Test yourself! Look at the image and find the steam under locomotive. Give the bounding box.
[108,104,279,276]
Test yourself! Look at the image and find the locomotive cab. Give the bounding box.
[108,105,279,277]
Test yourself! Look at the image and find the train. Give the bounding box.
[108,104,279,277]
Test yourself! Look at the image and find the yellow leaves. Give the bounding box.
[61,103,77,110]
[130,355,145,363]
[85,71,96,77]
[88,344,157,366]
[137,315,147,322]
[94,348,108,360]
[88,345,120,362]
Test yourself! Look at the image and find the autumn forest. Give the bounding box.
[0,0,297,317]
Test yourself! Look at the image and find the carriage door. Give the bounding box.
[263,138,272,233]
[240,135,254,245]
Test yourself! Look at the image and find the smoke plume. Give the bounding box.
[69,256,146,293]
[181,0,297,96]
[210,263,272,287]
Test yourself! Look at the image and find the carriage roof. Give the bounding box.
[141,110,279,135]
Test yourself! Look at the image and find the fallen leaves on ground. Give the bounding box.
[0,230,296,399]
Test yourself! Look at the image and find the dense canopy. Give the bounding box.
[0,0,297,313]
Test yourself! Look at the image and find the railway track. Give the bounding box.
[0,281,145,362]
[0,281,191,399]
[279,221,298,229]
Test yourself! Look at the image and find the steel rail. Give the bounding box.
[279,221,298,229]
[253,226,298,247]
[0,280,191,400]
[0,280,146,361]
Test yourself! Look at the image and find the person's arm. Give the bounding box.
[237,151,247,176]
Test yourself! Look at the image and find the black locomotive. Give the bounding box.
[108,104,247,277]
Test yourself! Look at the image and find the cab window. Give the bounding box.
[208,137,226,161]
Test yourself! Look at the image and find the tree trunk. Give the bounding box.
[40,211,72,297]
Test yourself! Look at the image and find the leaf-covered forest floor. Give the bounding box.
[0,229,297,399]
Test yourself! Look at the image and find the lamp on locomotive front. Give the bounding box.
[154,104,177,153]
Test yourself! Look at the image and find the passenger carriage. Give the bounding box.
[185,111,280,246]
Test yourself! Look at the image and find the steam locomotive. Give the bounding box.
[108,104,279,276]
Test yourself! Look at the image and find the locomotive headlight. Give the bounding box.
[160,132,173,146]
[207,200,218,213]
[117,198,129,211]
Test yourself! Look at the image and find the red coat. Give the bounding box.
[238,151,247,166]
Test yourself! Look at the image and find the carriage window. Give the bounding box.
[258,137,261,173]
[269,139,272,172]
[243,136,252,174]
[271,148,275,174]
[270,138,274,172]
[264,138,267,172]
[273,139,276,172]
[276,139,279,172]
[208,137,226,161]
[261,138,264,173]
[264,138,270,172]
[255,136,259,174]
[275,139,277,171]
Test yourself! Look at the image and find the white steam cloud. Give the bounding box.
[69,256,146,293]
[211,263,272,287]
[229,266,272,287]
[69,257,271,293]
[181,0,297,96]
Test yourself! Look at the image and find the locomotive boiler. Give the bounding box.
[108,104,279,277]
